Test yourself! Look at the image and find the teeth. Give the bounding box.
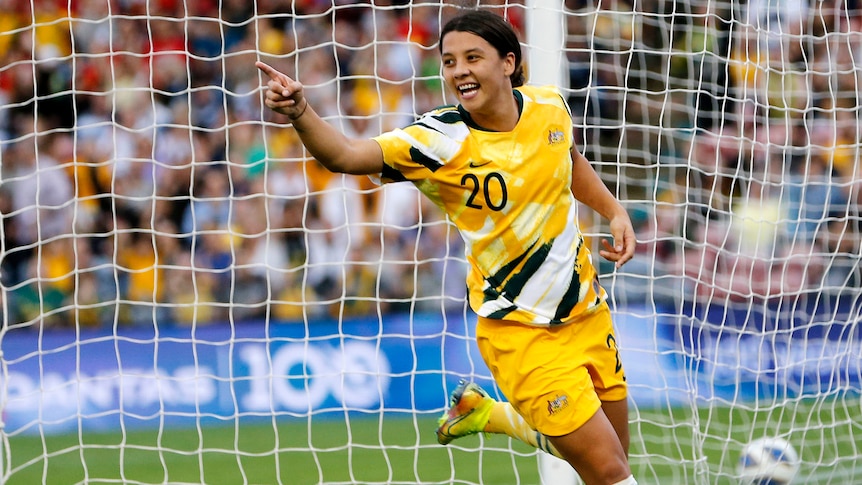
[459,83,478,92]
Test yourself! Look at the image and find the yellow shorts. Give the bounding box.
[475,302,627,437]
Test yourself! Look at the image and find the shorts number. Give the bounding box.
[606,333,623,374]
[461,172,508,211]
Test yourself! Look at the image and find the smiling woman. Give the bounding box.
[8,1,862,484]
[258,8,637,485]
[438,11,524,132]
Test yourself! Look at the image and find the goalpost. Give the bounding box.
[1,1,861,484]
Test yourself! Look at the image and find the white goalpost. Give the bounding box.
[1,1,861,484]
[522,0,579,483]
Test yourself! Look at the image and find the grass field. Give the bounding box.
[4,415,542,485]
[3,400,861,484]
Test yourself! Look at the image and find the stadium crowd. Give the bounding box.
[0,0,860,330]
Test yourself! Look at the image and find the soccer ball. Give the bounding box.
[737,437,801,485]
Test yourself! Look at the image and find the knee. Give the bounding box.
[579,455,631,485]
[550,435,631,485]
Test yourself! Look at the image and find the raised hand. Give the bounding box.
[256,61,309,120]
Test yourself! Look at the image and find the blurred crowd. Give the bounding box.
[0,0,861,330]
[0,0,475,329]
[607,0,862,308]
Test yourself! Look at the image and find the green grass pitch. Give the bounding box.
[3,400,860,484]
[3,415,542,485]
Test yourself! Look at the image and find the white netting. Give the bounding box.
[0,0,860,484]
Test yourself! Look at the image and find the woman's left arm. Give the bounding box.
[570,148,636,268]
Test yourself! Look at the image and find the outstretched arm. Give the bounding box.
[257,61,384,175]
[570,148,636,268]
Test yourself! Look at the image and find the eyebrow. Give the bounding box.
[441,47,486,58]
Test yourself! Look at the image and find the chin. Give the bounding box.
[458,95,483,111]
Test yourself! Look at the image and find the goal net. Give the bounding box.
[0,0,860,484]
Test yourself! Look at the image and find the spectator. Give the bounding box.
[71,236,120,329]
[6,256,67,329]
[668,2,733,130]
[785,140,850,245]
[231,189,287,321]
[819,210,862,295]
[181,165,233,239]
[116,226,164,326]
[2,116,75,248]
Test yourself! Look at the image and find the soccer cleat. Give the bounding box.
[436,379,496,445]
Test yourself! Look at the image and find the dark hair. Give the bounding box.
[439,9,525,87]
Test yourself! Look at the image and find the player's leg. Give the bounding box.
[436,379,562,455]
[546,404,633,485]
[470,305,633,484]
[601,398,631,455]
[539,306,634,484]
[485,397,631,460]
[436,382,637,484]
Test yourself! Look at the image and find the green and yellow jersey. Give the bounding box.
[373,85,605,326]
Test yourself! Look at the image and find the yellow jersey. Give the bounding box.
[373,85,605,326]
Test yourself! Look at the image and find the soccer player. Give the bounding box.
[257,8,637,485]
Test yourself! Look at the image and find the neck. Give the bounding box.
[469,91,520,132]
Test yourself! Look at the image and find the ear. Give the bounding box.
[503,52,516,78]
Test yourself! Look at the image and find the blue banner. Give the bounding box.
[1,301,859,436]
[0,313,494,435]
[674,294,862,400]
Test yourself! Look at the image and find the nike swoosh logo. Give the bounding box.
[469,161,491,168]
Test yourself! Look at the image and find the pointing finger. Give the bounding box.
[258,62,297,99]
[256,61,280,81]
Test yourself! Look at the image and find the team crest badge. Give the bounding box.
[547,128,566,146]
[546,394,570,416]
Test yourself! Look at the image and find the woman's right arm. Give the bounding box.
[257,61,384,175]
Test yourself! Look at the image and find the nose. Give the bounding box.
[448,58,469,78]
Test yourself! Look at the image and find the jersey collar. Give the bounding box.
[457,89,524,132]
